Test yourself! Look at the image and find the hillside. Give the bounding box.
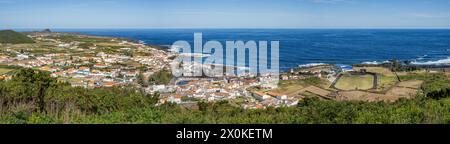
[0,30,34,44]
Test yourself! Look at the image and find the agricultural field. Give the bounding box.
[354,67,395,76]
[337,80,423,102]
[376,75,398,92]
[271,66,433,103]
[0,68,13,75]
[271,83,305,97]
[273,77,330,97]
[335,74,375,90]
[354,67,399,92]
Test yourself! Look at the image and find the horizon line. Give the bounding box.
[3,27,450,30]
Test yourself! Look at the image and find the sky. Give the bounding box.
[1,0,450,28]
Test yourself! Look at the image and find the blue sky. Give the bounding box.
[1,0,450,28]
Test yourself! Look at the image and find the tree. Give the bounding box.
[149,69,172,85]
[35,71,55,112]
[137,72,148,87]
[4,69,56,112]
[427,88,450,100]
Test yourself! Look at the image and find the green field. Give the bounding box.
[0,30,35,44]
[0,68,13,75]
[273,77,329,96]
[335,74,375,90]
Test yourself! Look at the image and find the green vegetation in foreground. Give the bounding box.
[0,30,35,44]
[0,68,450,124]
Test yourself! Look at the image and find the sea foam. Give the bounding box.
[361,61,390,65]
[412,57,450,65]
[298,63,327,68]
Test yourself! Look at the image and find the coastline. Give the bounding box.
[0,30,449,124]
[20,30,450,71]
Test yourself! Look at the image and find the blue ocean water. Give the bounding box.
[43,29,450,70]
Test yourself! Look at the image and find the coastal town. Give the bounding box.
[0,30,448,110]
[0,30,282,109]
[1,31,171,88]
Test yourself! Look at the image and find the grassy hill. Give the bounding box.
[0,30,34,44]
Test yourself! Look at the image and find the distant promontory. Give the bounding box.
[0,30,35,44]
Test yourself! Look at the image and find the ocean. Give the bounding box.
[24,29,450,71]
